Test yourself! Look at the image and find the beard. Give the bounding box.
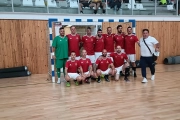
[102,54,107,57]
[117,50,121,53]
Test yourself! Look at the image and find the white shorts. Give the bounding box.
[68,73,80,80]
[69,56,80,60]
[87,55,95,63]
[115,65,123,74]
[84,71,90,75]
[121,49,125,53]
[107,52,113,62]
[101,68,111,75]
[95,52,102,61]
[127,54,136,62]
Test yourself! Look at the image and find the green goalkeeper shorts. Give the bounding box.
[55,58,68,69]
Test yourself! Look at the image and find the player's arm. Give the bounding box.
[79,66,84,75]
[65,67,68,77]
[94,60,99,72]
[89,65,92,73]
[109,63,115,70]
[135,36,140,47]
[79,35,83,49]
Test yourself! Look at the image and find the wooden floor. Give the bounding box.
[0,64,180,120]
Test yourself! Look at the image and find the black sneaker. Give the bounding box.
[97,77,101,83]
[79,80,83,85]
[124,77,130,82]
[134,72,137,77]
[104,75,110,82]
[80,11,83,14]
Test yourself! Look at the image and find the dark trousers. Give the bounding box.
[109,1,121,9]
[140,56,155,78]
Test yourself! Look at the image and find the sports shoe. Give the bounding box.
[79,80,83,85]
[124,77,130,82]
[57,78,61,84]
[142,78,148,83]
[151,75,155,80]
[100,74,104,78]
[66,82,71,87]
[97,77,101,83]
[74,81,79,86]
[134,72,137,77]
[104,75,110,82]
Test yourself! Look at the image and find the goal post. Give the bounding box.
[47,18,136,83]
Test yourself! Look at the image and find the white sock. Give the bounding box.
[57,78,61,83]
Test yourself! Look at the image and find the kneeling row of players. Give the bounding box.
[65,46,131,87]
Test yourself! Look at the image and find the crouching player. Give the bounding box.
[79,49,95,84]
[65,51,83,87]
[109,45,130,81]
[95,49,116,83]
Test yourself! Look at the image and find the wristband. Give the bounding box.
[52,52,54,56]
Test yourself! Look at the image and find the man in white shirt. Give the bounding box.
[139,29,160,83]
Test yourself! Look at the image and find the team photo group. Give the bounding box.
[52,25,160,87]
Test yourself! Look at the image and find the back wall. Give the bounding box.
[0,20,180,74]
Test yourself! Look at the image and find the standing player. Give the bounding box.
[94,29,105,60]
[109,46,130,81]
[103,27,115,54]
[95,49,116,83]
[79,49,95,83]
[81,27,96,66]
[66,26,81,60]
[52,27,68,84]
[65,51,83,87]
[124,26,139,77]
[114,25,125,53]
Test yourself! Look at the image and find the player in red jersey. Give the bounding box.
[95,49,116,83]
[66,26,81,60]
[114,25,125,53]
[81,27,95,64]
[79,49,96,84]
[65,51,83,87]
[109,46,130,81]
[103,27,115,54]
[124,26,140,77]
[94,29,104,61]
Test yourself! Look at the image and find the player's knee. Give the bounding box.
[96,69,101,76]
[65,76,70,81]
[76,76,82,81]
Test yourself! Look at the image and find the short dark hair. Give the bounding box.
[70,51,76,54]
[70,25,75,29]
[59,27,64,31]
[87,26,91,30]
[117,25,122,30]
[142,29,149,33]
[127,26,132,30]
[107,27,111,30]
[98,28,102,31]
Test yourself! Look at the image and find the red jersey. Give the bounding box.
[67,34,81,56]
[82,35,95,55]
[65,60,80,73]
[124,34,138,54]
[113,34,125,49]
[110,52,128,68]
[103,34,115,52]
[94,36,104,52]
[78,58,92,72]
[96,58,112,71]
